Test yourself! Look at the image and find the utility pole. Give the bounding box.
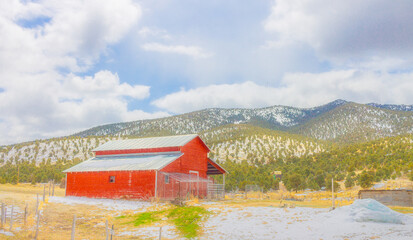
[332,178,335,210]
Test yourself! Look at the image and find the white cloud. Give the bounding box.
[0,70,169,145]
[264,0,413,69]
[141,42,212,59]
[0,0,171,145]
[0,0,142,72]
[152,70,413,113]
[62,71,150,100]
[138,27,171,40]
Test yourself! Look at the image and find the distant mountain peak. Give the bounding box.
[367,102,413,112]
[330,99,348,105]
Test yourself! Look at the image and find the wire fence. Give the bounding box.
[156,172,226,200]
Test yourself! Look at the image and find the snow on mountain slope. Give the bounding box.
[0,125,324,165]
[0,136,116,165]
[292,103,413,143]
[74,100,347,137]
[203,124,325,162]
[368,103,413,112]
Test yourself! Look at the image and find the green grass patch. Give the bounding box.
[167,206,210,239]
[117,206,210,239]
[118,210,165,226]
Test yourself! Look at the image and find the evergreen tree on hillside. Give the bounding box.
[285,173,304,192]
[359,171,374,189]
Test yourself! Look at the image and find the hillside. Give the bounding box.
[1,99,412,169]
[0,124,325,166]
[203,124,326,162]
[73,100,413,145]
[73,100,347,137]
[0,136,116,165]
[220,134,413,191]
[0,124,327,184]
[291,103,413,143]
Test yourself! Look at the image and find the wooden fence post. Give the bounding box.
[1,203,3,229]
[110,224,114,240]
[2,203,5,229]
[159,226,162,240]
[105,220,109,240]
[35,213,40,240]
[332,178,335,210]
[52,181,55,196]
[71,215,76,240]
[4,206,6,225]
[36,194,39,216]
[43,185,46,202]
[9,205,13,231]
[24,203,28,226]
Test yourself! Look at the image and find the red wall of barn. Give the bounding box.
[161,137,209,178]
[66,170,156,199]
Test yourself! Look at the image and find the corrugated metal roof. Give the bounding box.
[93,134,199,151]
[63,152,183,173]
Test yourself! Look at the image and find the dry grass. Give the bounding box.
[0,181,412,239]
[220,181,413,212]
[0,184,152,239]
[384,178,413,190]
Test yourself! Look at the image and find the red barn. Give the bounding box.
[63,134,226,200]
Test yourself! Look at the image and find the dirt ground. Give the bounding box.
[0,182,412,239]
[0,183,165,240]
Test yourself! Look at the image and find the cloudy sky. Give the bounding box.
[1,0,413,145]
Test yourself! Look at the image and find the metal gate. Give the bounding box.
[207,183,225,199]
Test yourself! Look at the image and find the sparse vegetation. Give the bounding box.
[215,134,413,191]
[168,206,210,238]
[121,211,165,226]
[118,206,210,239]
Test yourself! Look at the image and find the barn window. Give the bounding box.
[165,174,170,184]
[109,176,115,183]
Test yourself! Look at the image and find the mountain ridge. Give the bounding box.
[72,99,412,144]
[73,99,348,138]
[292,102,413,143]
[367,103,413,112]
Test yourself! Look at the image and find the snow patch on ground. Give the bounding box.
[202,200,413,240]
[0,229,14,236]
[48,196,157,211]
[372,183,385,189]
[329,199,413,224]
[117,225,179,239]
[46,197,413,239]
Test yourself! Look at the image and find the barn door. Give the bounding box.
[189,170,199,198]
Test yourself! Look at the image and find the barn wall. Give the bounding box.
[159,137,209,178]
[161,158,182,173]
[66,170,156,199]
[180,137,209,178]
[359,190,413,207]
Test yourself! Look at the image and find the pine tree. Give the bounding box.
[359,172,374,189]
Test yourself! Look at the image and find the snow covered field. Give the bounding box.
[202,200,413,240]
[48,196,156,212]
[36,196,413,239]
